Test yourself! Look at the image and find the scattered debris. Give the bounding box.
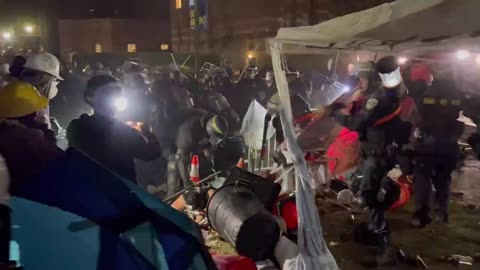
[444,255,474,266]
[416,255,428,269]
[349,214,355,222]
[397,249,406,260]
[329,241,339,247]
[256,260,278,270]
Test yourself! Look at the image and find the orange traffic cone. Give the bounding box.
[236,158,245,169]
[190,155,200,183]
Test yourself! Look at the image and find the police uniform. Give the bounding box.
[161,108,228,196]
[355,87,411,238]
[348,57,412,263]
[412,79,476,225]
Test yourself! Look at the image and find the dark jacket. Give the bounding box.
[67,114,161,182]
[0,119,63,192]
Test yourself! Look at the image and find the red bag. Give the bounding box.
[212,254,257,270]
[272,194,298,231]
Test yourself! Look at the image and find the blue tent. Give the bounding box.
[11,149,216,270]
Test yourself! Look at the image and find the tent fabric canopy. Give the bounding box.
[274,0,480,52]
[269,1,480,269]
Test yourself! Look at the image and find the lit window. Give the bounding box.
[95,43,102,53]
[176,0,182,9]
[161,44,169,51]
[127,44,136,53]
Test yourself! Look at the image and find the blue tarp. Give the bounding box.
[11,149,215,270]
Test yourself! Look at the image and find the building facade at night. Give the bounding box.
[58,18,171,61]
[170,0,392,66]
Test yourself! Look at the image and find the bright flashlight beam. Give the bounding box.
[456,50,470,60]
[114,97,128,112]
[342,86,351,93]
[398,57,408,65]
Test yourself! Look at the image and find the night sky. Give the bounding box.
[57,0,170,19]
[0,0,170,20]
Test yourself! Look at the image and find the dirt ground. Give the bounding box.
[207,162,480,269]
[323,202,480,269]
[208,200,480,269]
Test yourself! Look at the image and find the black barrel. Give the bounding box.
[224,168,281,208]
[207,183,280,261]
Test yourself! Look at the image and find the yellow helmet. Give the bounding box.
[0,81,49,119]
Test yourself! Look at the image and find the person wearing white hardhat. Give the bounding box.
[21,52,63,127]
[22,52,62,98]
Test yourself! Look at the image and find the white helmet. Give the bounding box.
[25,52,63,81]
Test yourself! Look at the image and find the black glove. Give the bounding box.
[377,188,387,203]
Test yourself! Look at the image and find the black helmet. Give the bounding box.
[206,115,229,140]
[376,56,399,75]
[84,75,122,105]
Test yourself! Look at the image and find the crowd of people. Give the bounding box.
[0,48,479,268]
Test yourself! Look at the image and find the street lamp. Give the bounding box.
[2,32,11,40]
[24,25,34,34]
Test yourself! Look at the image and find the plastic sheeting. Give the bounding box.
[270,40,338,270]
[240,100,276,150]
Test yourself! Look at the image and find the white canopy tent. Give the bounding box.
[269,0,480,269]
[274,0,480,53]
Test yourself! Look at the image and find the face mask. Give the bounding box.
[48,81,59,99]
[379,67,403,88]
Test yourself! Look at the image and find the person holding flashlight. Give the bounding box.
[67,75,161,183]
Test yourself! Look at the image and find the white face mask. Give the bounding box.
[48,81,59,99]
[379,67,403,88]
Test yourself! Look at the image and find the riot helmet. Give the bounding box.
[206,115,229,145]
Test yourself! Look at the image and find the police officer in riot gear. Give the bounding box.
[162,108,228,196]
[411,78,480,227]
[205,92,241,134]
[344,56,412,265]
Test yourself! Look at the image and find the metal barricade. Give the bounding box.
[247,134,277,173]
